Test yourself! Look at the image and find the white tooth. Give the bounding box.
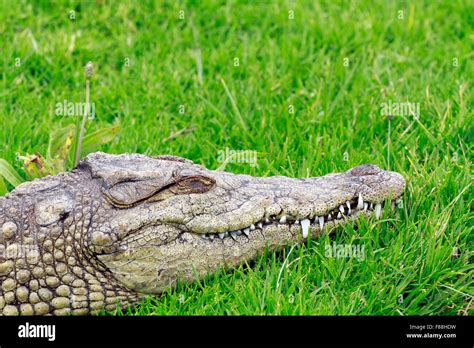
[357,193,364,210]
[209,234,215,240]
[300,219,310,238]
[374,204,382,219]
[224,232,229,237]
[370,203,373,209]
[339,205,345,214]
[337,212,342,219]
[364,202,368,211]
[257,222,263,229]
[346,201,351,214]
[295,220,299,224]
[243,228,250,237]
[230,231,239,240]
[250,224,255,230]
[279,215,287,224]
[318,216,324,230]
[265,218,270,223]
[328,214,332,221]
[218,233,225,239]
[235,230,242,236]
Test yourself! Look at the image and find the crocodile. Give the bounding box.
[0,152,405,315]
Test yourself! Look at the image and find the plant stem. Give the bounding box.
[74,78,90,166]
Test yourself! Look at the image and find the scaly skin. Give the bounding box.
[0,152,405,315]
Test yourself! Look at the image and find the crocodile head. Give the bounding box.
[79,152,405,295]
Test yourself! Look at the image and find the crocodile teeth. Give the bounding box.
[339,205,345,214]
[346,201,351,214]
[374,204,382,219]
[250,224,255,230]
[230,231,239,240]
[357,193,364,210]
[327,213,332,221]
[279,215,287,224]
[364,202,368,211]
[300,219,310,238]
[218,233,225,239]
[318,216,324,230]
[243,228,250,237]
[337,212,342,219]
[209,234,215,240]
[257,222,263,229]
[265,218,270,223]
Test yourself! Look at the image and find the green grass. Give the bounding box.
[0,0,472,315]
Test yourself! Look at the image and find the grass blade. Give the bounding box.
[81,122,120,155]
[0,159,24,187]
[0,177,8,195]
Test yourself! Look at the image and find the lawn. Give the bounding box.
[0,0,472,315]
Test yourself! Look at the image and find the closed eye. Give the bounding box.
[140,175,215,205]
[171,176,215,194]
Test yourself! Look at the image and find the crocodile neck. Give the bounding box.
[0,178,139,316]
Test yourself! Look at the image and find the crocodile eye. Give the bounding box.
[188,180,206,191]
[173,176,215,194]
